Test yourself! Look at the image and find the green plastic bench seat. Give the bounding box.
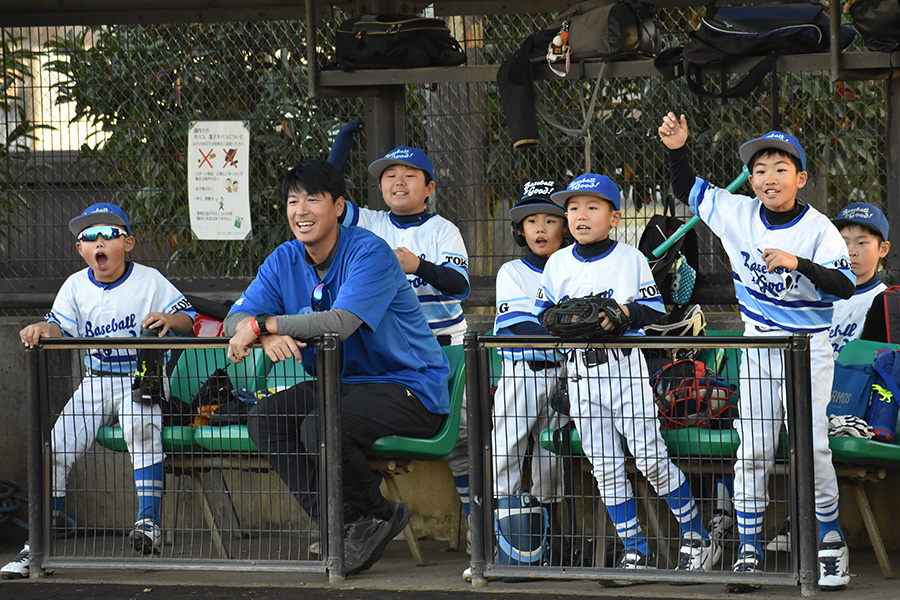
[829,436,900,468]
[95,424,197,453]
[366,344,466,458]
[95,347,271,453]
[193,423,259,453]
[539,426,791,459]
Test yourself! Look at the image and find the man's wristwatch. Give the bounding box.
[251,313,269,336]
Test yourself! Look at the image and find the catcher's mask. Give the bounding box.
[494,494,548,566]
[509,179,566,247]
[651,359,736,429]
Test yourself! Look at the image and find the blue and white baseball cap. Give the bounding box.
[551,173,621,210]
[68,203,131,236]
[509,179,566,223]
[367,146,435,180]
[832,202,890,240]
[739,130,807,172]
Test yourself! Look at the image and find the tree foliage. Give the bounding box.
[43,22,360,276]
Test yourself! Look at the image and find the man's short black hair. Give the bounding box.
[282,159,347,203]
[748,148,804,173]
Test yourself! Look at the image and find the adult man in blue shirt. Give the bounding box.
[225,159,450,576]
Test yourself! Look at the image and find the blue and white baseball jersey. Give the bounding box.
[830,277,886,357]
[343,202,469,343]
[689,178,855,332]
[534,242,665,333]
[229,225,450,414]
[494,257,563,362]
[46,262,195,373]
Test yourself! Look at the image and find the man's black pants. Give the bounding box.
[247,380,444,523]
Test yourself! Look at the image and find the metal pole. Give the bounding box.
[464,331,488,587]
[786,335,817,597]
[320,334,345,583]
[26,347,45,578]
[886,74,900,284]
[305,0,318,99]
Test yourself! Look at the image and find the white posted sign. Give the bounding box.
[188,121,251,240]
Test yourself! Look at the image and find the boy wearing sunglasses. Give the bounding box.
[659,115,855,591]
[224,160,450,577]
[2,203,195,579]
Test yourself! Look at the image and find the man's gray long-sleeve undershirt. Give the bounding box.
[223,309,363,341]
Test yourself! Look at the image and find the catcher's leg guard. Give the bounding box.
[494,494,548,566]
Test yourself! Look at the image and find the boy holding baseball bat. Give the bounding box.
[659,113,855,591]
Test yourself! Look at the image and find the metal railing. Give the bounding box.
[25,334,348,581]
[465,332,818,595]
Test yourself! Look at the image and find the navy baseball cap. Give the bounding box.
[367,146,434,180]
[832,202,890,240]
[551,173,621,210]
[739,130,807,172]
[509,179,566,223]
[68,203,131,236]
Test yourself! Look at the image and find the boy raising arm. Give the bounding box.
[659,113,854,591]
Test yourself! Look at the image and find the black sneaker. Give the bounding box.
[344,501,410,576]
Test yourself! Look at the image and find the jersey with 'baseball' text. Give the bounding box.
[830,276,886,357]
[533,242,664,333]
[343,203,469,342]
[689,178,854,332]
[46,262,195,374]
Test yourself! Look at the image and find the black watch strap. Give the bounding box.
[255,313,269,335]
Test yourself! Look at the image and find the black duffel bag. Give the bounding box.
[656,2,855,99]
[850,0,900,53]
[335,14,467,71]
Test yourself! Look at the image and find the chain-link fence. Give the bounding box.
[0,5,891,317]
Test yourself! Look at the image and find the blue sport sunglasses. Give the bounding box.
[78,225,127,242]
[311,281,332,312]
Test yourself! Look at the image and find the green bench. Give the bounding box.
[94,346,271,559]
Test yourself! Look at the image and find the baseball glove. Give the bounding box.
[540,296,631,338]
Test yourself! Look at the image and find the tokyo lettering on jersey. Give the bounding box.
[45,262,196,374]
[534,242,664,331]
[689,178,854,332]
[343,202,469,341]
[494,257,564,362]
[830,276,887,357]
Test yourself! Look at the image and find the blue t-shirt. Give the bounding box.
[229,225,450,414]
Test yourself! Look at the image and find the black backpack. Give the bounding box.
[637,196,699,303]
[655,2,856,99]
[861,285,900,343]
[334,14,467,71]
[850,0,900,53]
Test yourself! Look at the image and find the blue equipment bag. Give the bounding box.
[867,350,900,442]
[828,362,875,419]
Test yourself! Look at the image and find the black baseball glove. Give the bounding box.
[540,296,631,338]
